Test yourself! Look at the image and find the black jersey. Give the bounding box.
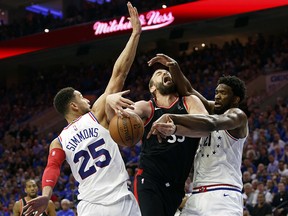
[139,97,200,185]
[21,198,49,216]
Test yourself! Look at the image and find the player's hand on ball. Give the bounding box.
[106,90,134,117]
[109,112,144,147]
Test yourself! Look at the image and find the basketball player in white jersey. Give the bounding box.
[23,2,142,216]
[147,75,248,216]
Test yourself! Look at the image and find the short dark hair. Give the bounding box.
[218,76,246,103]
[53,87,75,116]
[25,179,37,187]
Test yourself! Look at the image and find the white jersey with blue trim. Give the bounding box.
[193,130,247,189]
[58,112,130,204]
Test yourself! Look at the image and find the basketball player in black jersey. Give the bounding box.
[126,54,208,216]
[13,179,56,216]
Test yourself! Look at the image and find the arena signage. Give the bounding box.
[93,11,175,35]
[0,0,287,59]
[266,71,288,93]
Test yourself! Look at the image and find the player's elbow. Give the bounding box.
[204,118,218,132]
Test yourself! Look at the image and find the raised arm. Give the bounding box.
[104,2,141,94]
[91,2,141,125]
[148,53,214,114]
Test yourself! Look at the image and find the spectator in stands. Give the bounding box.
[281,144,288,164]
[243,183,256,207]
[267,154,279,174]
[57,199,75,216]
[248,192,272,216]
[252,181,273,206]
[278,160,288,177]
[268,132,285,153]
[266,179,278,195]
[270,145,284,162]
[242,158,257,174]
[256,163,268,183]
[255,146,270,166]
[272,182,288,216]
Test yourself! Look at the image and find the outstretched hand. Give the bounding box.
[127,2,142,36]
[147,114,177,143]
[148,53,178,67]
[106,90,135,118]
[23,196,49,216]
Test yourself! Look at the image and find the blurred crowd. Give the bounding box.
[1,30,288,215]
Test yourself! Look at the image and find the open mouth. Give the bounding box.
[163,76,173,85]
[214,102,221,108]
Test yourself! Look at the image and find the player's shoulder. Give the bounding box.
[50,138,63,149]
[51,137,60,144]
[183,94,202,103]
[13,199,21,207]
[13,199,21,213]
[134,100,151,112]
[135,99,150,106]
[227,107,247,118]
[48,199,55,206]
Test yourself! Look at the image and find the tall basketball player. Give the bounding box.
[23,2,142,216]
[122,54,208,216]
[148,75,248,216]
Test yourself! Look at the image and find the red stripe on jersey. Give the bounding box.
[225,130,238,141]
[144,101,154,126]
[154,97,179,109]
[133,169,143,203]
[88,112,99,122]
[183,96,189,112]
[64,116,83,130]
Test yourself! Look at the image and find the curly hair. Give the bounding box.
[53,87,75,116]
[218,76,246,103]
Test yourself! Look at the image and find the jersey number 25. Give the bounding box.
[73,138,111,179]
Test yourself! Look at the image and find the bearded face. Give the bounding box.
[156,81,176,95]
[213,84,235,114]
[150,70,176,96]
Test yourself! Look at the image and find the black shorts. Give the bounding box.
[133,169,184,216]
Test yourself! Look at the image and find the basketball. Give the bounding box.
[109,112,144,147]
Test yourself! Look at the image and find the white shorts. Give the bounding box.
[180,190,243,216]
[77,193,141,216]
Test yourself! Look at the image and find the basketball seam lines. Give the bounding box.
[117,117,126,146]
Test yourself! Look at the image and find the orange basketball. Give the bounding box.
[109,112,144,147]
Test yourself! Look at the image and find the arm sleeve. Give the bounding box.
[42,148,66,188]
